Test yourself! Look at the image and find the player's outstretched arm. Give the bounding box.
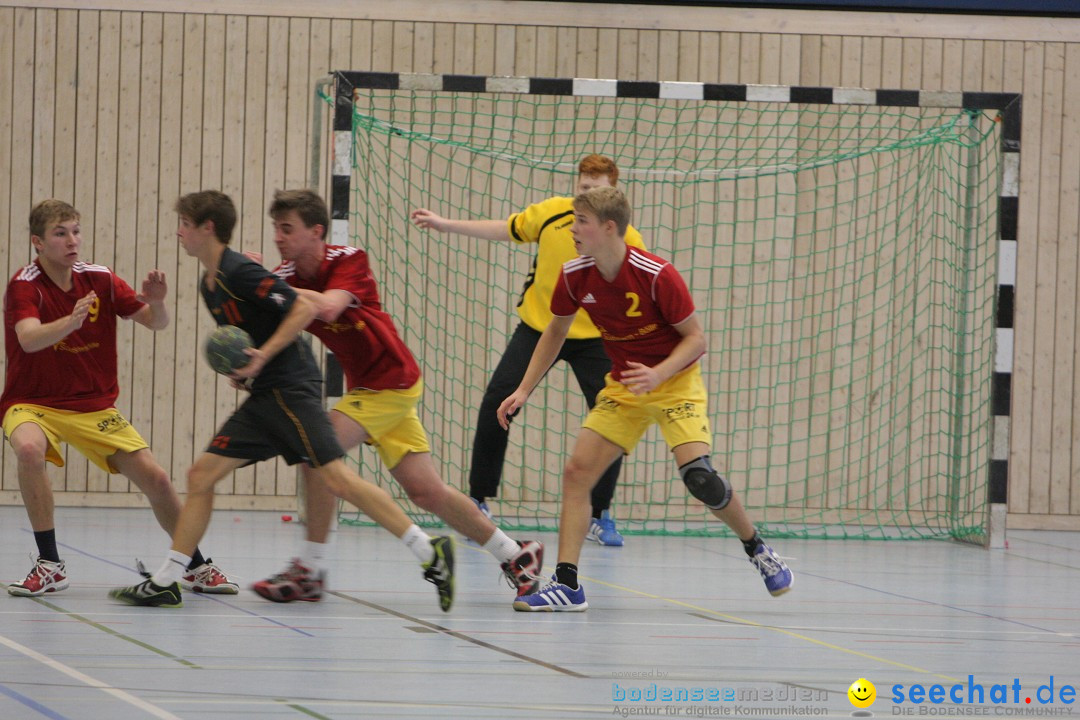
[14,290,98,353]
[496,314,575,430]
[292,287,353,323]
[231,294,318,381]
[132,270,169,331]
[410,208,510,242]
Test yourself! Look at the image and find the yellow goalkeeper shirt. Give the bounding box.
[508,195,646,340]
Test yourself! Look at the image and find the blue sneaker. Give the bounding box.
[749,543,793,596]
[586,510,624,547]
[472,498,494,523]
[513,575,588,612]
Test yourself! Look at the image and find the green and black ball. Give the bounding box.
[205,325,253,375]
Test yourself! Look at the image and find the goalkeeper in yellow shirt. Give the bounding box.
[411,154,644,546]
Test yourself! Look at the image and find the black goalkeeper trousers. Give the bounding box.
[468,322,622,514]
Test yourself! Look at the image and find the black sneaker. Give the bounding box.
[108,578,183,607]
[422,536,455,612]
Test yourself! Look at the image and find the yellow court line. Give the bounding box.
[459,541,956,681]
[582,574,962,684]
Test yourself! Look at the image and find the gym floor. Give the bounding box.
[1,506,1077,719]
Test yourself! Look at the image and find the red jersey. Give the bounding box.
[274,245,420,391]
[550,246,700,382]
[1,260,145,417]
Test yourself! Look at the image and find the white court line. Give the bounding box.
[0,633,181,720]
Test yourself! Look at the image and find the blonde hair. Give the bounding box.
[573,186,631,237]
[29,199,79,238]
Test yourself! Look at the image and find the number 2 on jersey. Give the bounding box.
[625,292,642,317]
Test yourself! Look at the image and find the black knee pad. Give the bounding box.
[679,456,732,510]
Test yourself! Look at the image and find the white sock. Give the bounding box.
[150,550,190,586]
[401,524,433,563]
[300,540,328,572]
[482,529,521,564]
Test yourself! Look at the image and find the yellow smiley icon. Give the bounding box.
[848,678,876,708]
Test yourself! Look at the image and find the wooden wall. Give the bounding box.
[0,1,1077,529]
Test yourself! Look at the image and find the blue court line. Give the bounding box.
[694,542,1065,635]
[0,681,72,720]
[22,533,316,638]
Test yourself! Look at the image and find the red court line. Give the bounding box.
[855,643,967,647]
[229,624,342,630]
[651,635,758,640]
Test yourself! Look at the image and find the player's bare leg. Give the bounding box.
[110,448,181,533]
[111,447,238,594]
[514,429,621,612]
[670,441,756,540]
[556,429,624,567]
[7,423,67,596]
[109,452,246,607]
[169,453,247,555]
[391,452,494,542]
[10,423,54,532]
[672,441,792,597]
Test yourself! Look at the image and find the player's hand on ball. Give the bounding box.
[137,270,167,304]
[622,362,659,395]
[496,390,529,430]
[230,347,268,381]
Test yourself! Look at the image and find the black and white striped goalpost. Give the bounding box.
[325,71,1019,545]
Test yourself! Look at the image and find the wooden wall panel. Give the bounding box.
[0,3,1075,527]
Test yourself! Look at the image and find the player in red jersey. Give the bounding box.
[498,187,793,611]
[2,199,236,597]
[250,190,542,601]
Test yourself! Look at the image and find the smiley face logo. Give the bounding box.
[848,678,876,708]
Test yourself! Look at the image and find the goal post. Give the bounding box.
[322,71,1019,544]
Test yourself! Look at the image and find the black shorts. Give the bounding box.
[206,383,344,468]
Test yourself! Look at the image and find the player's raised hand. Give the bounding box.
[621,361,660,395]
[137,270,168,304]
[410,208,449,232]
[68,291,98,331]
[496,389,529,430]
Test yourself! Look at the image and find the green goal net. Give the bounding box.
[334,83,1001,541]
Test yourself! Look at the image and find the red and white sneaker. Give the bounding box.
[9,557,69,597]
[501,540,544,597]
[251,559,324,603]
[181,559,239,594]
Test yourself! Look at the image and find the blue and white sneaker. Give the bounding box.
[513,575,588,612]
[749,543,793,596]
[586,510,624,547]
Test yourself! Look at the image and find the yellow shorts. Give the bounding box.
[2,404,149,473]
[331,379,430,470]
[583,364,712,454]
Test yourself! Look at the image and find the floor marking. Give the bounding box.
[329,591,588,678]
[30,597,200,669]
[582,576,960,682]
[0,680,72,720]
[784,566,1066,634]
[274,697,334,719]
[49,537,316,638]
[0,633,182,720]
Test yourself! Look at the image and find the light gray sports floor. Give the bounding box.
[1,506,1077,720]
